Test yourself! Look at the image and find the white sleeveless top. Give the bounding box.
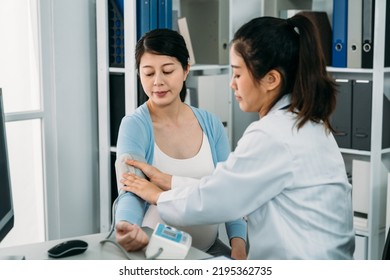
[141,133,218,251]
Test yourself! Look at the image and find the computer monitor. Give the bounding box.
[0,89,14,243]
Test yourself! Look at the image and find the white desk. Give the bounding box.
[0,228,210,260]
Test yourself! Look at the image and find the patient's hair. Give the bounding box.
[135,29,190,101]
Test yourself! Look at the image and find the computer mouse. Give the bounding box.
[47,239,88,258]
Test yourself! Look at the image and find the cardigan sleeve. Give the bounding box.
[114,106,153,226]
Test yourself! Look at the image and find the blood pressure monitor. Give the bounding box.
[145,223,192,259]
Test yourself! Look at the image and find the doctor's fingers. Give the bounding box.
[126,159,160,178]
[121,173,147,185]
[120,175,148,193]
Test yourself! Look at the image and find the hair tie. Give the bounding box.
[286,18,299,34]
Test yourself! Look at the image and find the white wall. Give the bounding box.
[230,0,262,148]
[39,0,99,239]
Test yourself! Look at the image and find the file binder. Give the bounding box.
[352,159,370,220]
[352,80,372,150]
[150,0,158,31]
[177,17,196,65]
[137,0,158,40]
[158,0,172,29]
[385,0,390,67]
[108,0,124,67]
[332,0,348,67]
[331,79,352,148]
[114,0,124,16]
[352,159,388,232]
[137,0,150,39]
[382,94,390,148]
[109,73,126,146]
[362,0,375,68]
[347,0,362,68]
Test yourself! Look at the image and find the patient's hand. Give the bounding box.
[126,159,172,191]
[230,237,247,260]
[116,222,149,252]
[121,173,163,205]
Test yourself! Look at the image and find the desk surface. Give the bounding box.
[0,229,210,260]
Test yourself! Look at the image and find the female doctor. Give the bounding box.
[120,14,356,259]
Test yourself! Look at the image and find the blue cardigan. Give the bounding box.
[115,103,247,242]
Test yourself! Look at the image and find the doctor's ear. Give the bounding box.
[264,70,282,91]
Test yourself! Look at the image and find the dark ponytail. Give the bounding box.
[287,14,337,131]
[232,14,337,132]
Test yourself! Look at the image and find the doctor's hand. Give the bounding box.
[121,173,163,205]
[126,159,172,191]
[116,222,149,252]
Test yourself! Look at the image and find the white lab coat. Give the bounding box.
[157,94,355,259]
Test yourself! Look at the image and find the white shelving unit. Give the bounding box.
[336,0,388,260]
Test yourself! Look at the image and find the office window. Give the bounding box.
[0,0,41,113]
[0,0,45,247]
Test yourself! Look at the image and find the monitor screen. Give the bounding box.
[0,89,14,242]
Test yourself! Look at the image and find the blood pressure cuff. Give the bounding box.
[115,153,147,195]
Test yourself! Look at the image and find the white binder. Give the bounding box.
[347,0,362,68]
[177,17,196,65]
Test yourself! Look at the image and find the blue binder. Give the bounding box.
[137,0,158,40]
[158,0,172,29]
[114,0,124,17]
[150,0,158,31]
[332,0,348,67]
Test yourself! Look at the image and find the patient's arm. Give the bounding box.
[114,154,149,251]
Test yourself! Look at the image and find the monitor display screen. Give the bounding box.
[0,89,14,242]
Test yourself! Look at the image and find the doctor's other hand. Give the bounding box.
[126,159,172,191]
[116,222,149,252]
[121,173,163,205]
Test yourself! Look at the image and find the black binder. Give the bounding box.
[385,0,390,67]
[382,95,390,148]
[352,80,372,150]
[109,73,126,147]
[362,0,375,68]
[331,79,353,148]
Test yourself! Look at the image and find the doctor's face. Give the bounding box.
[230,47,270,116]
[139,52,189,106]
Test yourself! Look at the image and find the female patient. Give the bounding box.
[114,28,247,259]
[121,15,355,259]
